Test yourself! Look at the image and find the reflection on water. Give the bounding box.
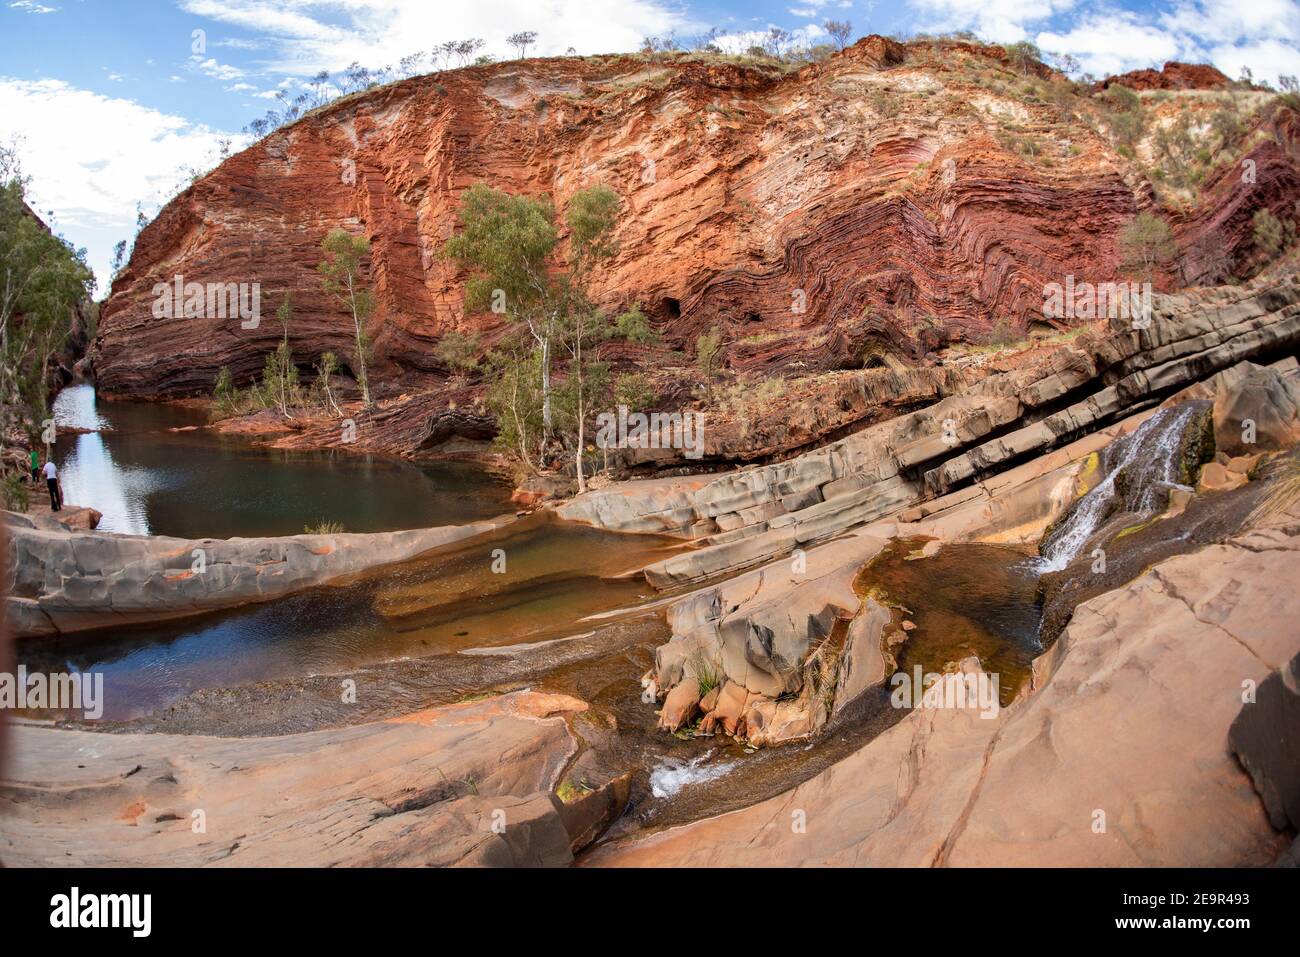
[856,537,1044,706]
[50,385,512,537]
[19,516,685,721]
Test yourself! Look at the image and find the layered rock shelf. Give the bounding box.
[4,511,515,638]
[560,277,1300,589]
[1,691,625,867]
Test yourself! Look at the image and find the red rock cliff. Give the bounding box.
[93,38,1300,399]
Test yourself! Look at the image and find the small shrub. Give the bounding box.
[983,317,1019,348]
[688,652,722,698]
[1252,208,1290,258]
[3,472,30,512]
[303,520,345,534]
[614,303,658,343]
[436,329,481,373]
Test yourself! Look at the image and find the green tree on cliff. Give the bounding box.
[262,292,299,417]
[442,184,562,434]
[0,143,94,441]
[483,342,545,472]
[555,185,621,492]
[318,229,375,408]
[442,184,621,438]
[1119,212,1176,281]
[443,183,629,482]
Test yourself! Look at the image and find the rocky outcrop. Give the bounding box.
[587,499,1300,866]
[1096,61,1230,92]
[92,40,1299,407]
[4,511,514,638]
[0,690,626,867]
[641,411,1155,745]
[641,353,1300,749]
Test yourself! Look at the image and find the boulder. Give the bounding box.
[1229,650,1300,832]
[658,676,702,732]
[511,474,574,507]
[1198,461,1248,492]
[1212,362,1300,455]
[832,598,892,714]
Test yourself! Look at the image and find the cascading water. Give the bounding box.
[1035,402,1208,573]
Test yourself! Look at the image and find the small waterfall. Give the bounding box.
[1036,403,1206,573]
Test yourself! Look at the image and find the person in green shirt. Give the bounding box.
[28,448,38,484]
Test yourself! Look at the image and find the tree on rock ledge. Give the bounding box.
[317,229,375,408]
[1119,212,1176,283]
[443,182,628,488]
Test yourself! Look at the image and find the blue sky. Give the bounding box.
[3,0,1299,295]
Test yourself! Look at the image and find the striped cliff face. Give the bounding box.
[92,38,1300,412]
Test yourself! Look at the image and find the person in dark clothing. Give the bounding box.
[42,458,61,511]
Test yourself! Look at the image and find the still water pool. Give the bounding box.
[50,384,513,538]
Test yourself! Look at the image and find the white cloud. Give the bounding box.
[1037,10,1185,76]
[0,78,245,294]
[715,22,827,55]
[9,1,58,13]
[214,37,270,50]
[177,0,693,76]
[1159,0,1300,44]
[1159,0,1300,83]
[190,55,246,81]
[789,0,839,15]
[909,0,1300,82]
[908,0,1078,43]
[1205,38,1300,86]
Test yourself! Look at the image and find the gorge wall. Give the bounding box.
[92,38,1300,402]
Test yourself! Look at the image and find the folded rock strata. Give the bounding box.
[92,39,1300,409]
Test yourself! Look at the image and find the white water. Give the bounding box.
[649,754,737,798]
[1036,403,1204,573]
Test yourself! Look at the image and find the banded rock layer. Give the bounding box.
[94,38,1300,402]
